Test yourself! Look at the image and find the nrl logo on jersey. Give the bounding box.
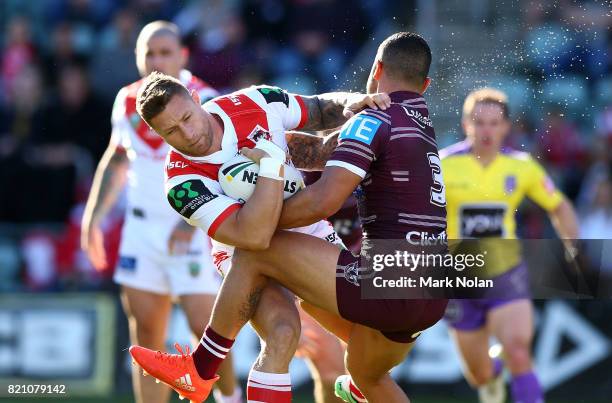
[247,124,272,143]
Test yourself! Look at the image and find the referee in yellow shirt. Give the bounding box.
[440,88,578,403]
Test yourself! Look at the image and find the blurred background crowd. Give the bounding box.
[0,0,610,293]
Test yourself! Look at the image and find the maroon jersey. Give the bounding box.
[326,91,447,240]
[302,171,362,252]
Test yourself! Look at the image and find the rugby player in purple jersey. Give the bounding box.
[131,32,447,402]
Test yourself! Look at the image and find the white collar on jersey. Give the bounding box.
[171,100,238,164]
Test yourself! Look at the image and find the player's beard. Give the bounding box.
[179,128,212,157]
[189,133,212,156]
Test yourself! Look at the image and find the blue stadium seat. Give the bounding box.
[594,78,612,106]
[486,76,535,114]
[540,75,589,113]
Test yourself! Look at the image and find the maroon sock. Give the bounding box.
[192,326,234,380]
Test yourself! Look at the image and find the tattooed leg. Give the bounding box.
[208,250,270,338]
[239,284,265,324]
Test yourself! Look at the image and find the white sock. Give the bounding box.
[213,386,243,403]
[247,369,292,403]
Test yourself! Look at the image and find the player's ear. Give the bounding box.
[190,89,201,105]
[373,60,384,80]
[461,116,470,137]
[180,47,189,67]
[501,117,512,138]
[420,77,432,94]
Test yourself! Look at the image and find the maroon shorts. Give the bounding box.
[336,249,448,343]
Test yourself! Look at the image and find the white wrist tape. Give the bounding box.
[258,157,284,181]
[254,139,286,161]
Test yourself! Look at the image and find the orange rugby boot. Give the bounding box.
[129,343,219,403]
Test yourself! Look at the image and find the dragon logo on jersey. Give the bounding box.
[257,86,289,107]
[247,124,272,143]
[168,180,217,218]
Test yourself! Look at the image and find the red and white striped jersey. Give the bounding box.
[164,85,338,267]
[164,85,307,235]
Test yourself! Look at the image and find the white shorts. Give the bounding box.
[213,220,345,277]
[114,211,221,296]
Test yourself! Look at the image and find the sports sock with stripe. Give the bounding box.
[247,369,291,403]
[213,386,243,403]
[192,326,234,380]
[347,377,367,402]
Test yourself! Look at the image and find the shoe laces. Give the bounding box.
[155,343,191,367]
[174,343,191,357]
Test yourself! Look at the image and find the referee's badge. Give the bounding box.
[504,175,516,194]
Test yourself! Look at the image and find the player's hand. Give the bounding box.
[242,139,288,165]
[343,92,391,118]
[168,220,196,255]
[240,147,269,164]
[81,220,108,271]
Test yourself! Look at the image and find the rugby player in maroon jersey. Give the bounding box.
[129,32,447,402]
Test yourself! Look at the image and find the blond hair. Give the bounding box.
[462,87,509,119]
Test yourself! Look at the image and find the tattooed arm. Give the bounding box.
[299,92,391,132]
[286,131,339,171]
[81,140,129,269]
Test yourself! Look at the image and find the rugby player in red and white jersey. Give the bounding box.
[80,21,241,403]
[127,70,391,402]
[129,32,448,403]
